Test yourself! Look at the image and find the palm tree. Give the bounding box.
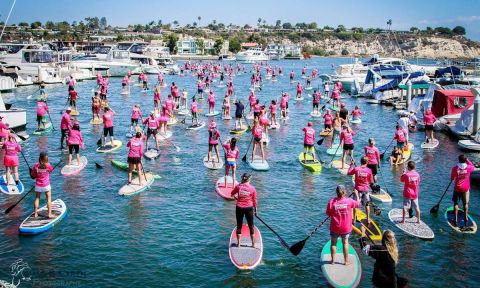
[173,20,179,28]
[387,19,392,31]
[257,18,262,28]
[197,16,201,27]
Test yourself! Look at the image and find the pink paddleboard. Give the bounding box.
[229,224,263,270]
[215,176,238,200]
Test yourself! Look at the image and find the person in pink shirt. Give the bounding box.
[153,87,161,112]
[269,100,278,127]
[301,66,306,76]
[323,109,333,132]
[302,122,316,162]
[164,95,175,114]
[121,75,129,93]
[2,133,21,187]
[248,92,257,115]
[36,97,49,131]
[259,106,270,138]
[253,99,262,121]
[207,121,221,163]
[450,154,475,228]
[190,97,199,126]
[31,152,54,218]
[289,71,295,81]
[142,112,160,151]
[223,138,239,188]
[222,94,231,119]
[197,81,204,99]
[0,117,9,143]
[400,161,421,224]
[332,89,341,108]
[102,106,115,147]
[393,125,408,157]
[251,120,265,163]
[351,105,363,121]
[60,107,72,149]
[339,125,355,169]
[207,91,216,114]
[364,138,380,183]
[66,122,85,165]
[127,132,144,185]
[227,81,234,97]
[158,106,169,134]
[348,157,373,224]
[296,83,303,99]
[231,173,258,248]
[423,109,437,143]
[326,185,360,265]
[280,92,290,118]
[130,104,143,133]
[312,90,321,115]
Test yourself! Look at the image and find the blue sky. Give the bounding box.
[1,0,480,40]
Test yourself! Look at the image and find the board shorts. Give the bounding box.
[452,191,469,206]
[69,99,76,106]
[208,142,218,148]
[324,124,332,129]
[68,144,79,154]
[253,112,260,118]
[254,137,262,143]
[131,118,139,125]
[103,127,114,137]
[235,114,242,119]
[330,232,350,239]
[37,115,46,123]
[147,128,158,137]
[313,103,319,108]
[356,191,371,206]
[304,144,314,153]
[226,160,236,167]
[343,143,354,151]
[425,124,434,131]
[396,141,405,149]
[122,83,126,87]
[197,88,203,93]
[68,86,74,91]
[3,156,19,167]
[93,105,100,113]
[367,164,378,175]
[403,198,419,210]
[127,156,141,165]
[35,185,51,193]
[61,128,69,138]
[236,206,254,235]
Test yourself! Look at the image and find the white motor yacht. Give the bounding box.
[235,48,269,63]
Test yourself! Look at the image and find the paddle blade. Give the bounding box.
[5,206,14,214]
[430,204,440,214]
[380,152,385,160]
[95,162,103,169]
[317,138,324,146]
[175,146,181,152]
[242,154,247,162]
[289,239,307,256]
[97,138,102,146]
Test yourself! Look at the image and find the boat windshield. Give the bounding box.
[23,51,54,63]
[112,50,130,59]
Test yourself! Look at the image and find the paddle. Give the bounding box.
[290,216,330,256]
[26,88,40,100]
[255,215,290,250]
[139,162,149,183]
[19,150,33,176]
[241,137,254,162]
[10,130,27,142]
[46,110,55,131]
[157,132,181,152]
[5,159,63,215]
[323,141,341,168]
[380,139,394,159]
[243,114,252,133]
[430,180,453,214]
[377,166,393,197]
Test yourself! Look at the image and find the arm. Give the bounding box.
[230,186,239,197]
[347,166,355,176]
[450,167,456,181]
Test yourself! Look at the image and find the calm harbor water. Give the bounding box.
[0,58,479,287]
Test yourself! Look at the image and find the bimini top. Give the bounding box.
[431,89,474,117]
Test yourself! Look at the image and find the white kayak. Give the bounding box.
[118,173,154,196]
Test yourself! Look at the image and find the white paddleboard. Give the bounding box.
[203,155,224,170]
[156,130,173,141]
[0,175,24,195]
[186,122,205,130]
[60,156,88,176]
[248,155,270,171]
[118,173,154,196]
[420,138,439,149]
[388,208,434,240]
[19,199,67,234]
[144,148,160,160]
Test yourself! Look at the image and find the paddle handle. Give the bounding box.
[5,186,35,214]
[328,138,341,164]
[381,138,395,157]
[242,137,254,162]
[306,216,330,239]
[437,180,453,205]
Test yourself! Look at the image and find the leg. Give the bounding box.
[137,163,143,186]
[235,207,244,247]
[46,191,52,218]
[5,167,10,185]
[224,166,229,187]
[260,142,265,162]
[34,192,41,217]
[232,165,237,187]
[246,207,255,247]
[251,142,257,162]
[214,145,220,163]
[342,237,350,265]
[128,163,133,184]
[330,236,338,264]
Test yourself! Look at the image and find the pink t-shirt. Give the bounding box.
[332,90,340,100]
[165,98,174,112]
[127,137,144,158]
[253,104,261,113]
[323,114,333,125]
[424,113,437,125]
[32,162,54,187]
[326,196,360,234]
[67,129,83,145]
[394,129,407,143]
[191,102,198,113]
[451,160,475,192]
[269,104,276,113]
[154,91,161,101]
[3,141,21,157]
[131,108,142,120]
[364,145,380,165]
[103,111,115,128]
[223,143,239,159]
[313,92,321,104]
[252,126,263,139]
[143,116,159,129]
[302,127,315,145]
[352,109,362,117]
[208,93,215,104]
[249,94,257,106]
[60,113,72,130]
[208,128,220,145]
[348,166,373,192]
[231,183,258,208]
[36,102,48,116]
[340,129,354,145]
[400,170,420,200]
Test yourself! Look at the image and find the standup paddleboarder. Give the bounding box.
[3,133,21,187]
[60,107,72,150]
[348,157,373,224]
[359,230,408,287]
[231,173,258,248]
[102,106,115,147]
[364,138,380,183]
[302,122,316,162]
[223,138,239,188]
[66,122,84,166]
[339,125,355,170]
[36,97,49,131]
[450,154,475,228]
[326,185,360,265]
[400,161,421,224]
[234,100,244,130]
[251,120,265,163]
[126,132,144,185]
[31,152,54,218]
[423,109,437,143]
[207,121,221,164]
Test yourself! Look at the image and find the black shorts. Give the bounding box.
[254,137,262,142]
[236,206,254,236]
[253,112,260,118]
[235,114,242,119]
[143,80,147,85]
[304,144,314,149]
[122,83,126,87]
[103,127,114,137]
[147,128,158,136]
[367,164,378,175]
[313,103,319,108]
[425,124,434,131]
[324,124,332,129]
[68,144,79,154]
[100,93,107,100]
[131,118,138,125]
[68,86,74,91]
[127,156,141,165]
[69,99,76,106]
[36,115,45,123]
[343,143,354,151]
[61,128,69,138]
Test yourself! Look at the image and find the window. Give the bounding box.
[453,96,468,108]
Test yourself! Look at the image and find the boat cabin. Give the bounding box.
[431,89,474,117]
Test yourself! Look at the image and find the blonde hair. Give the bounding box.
[382,230,398,264]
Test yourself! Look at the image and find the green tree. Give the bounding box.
[257,18,262,27]
[196,38,205,55]
[307,22,317,30]
[434,26,452,35]
[30,21,42,29]
[165,33,179,54]
[18,22,29,28]
[341,49,349,56]
[100,17,107,30]
[84,17,99,30]
[214,37,224,54]
[452,26,466,35]
[275,20,281,28]
[282,22,292,29]
[335,25,346,33]
[117,33,125,42]
[229,37,241,53]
